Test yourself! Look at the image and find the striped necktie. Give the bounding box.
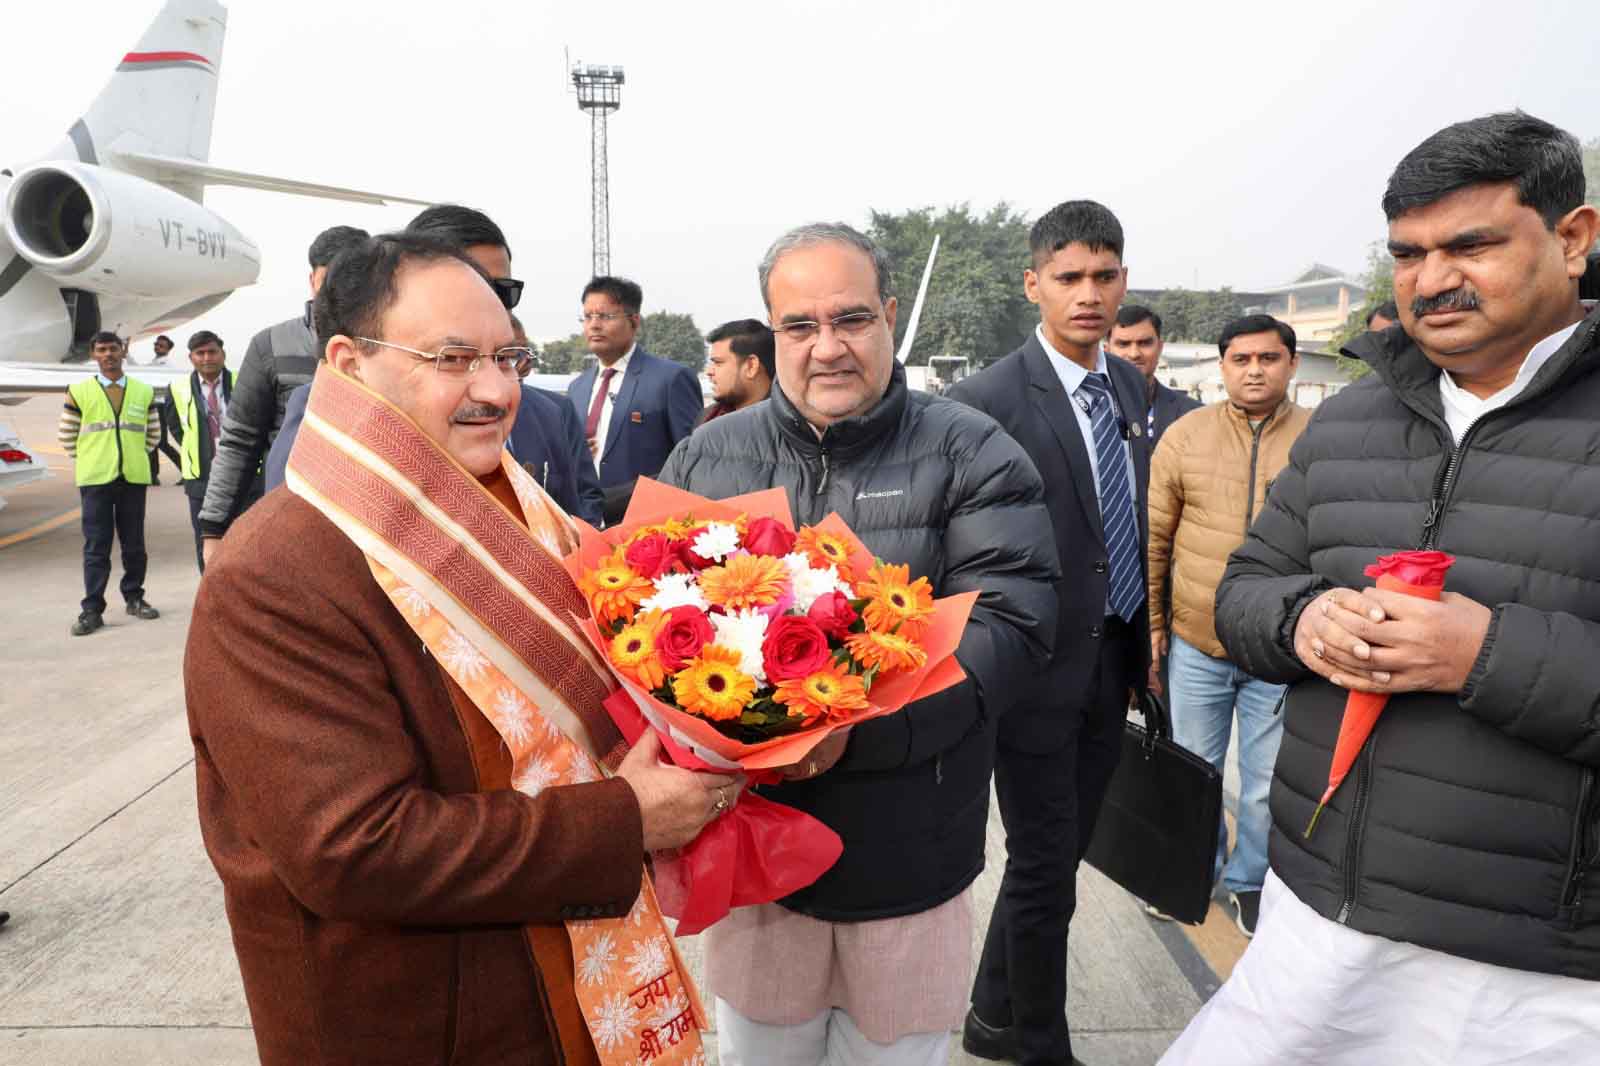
[1077,373,1143,623]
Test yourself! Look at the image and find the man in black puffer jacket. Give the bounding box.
[198,225,369,562]
[660,222,1057,1065]
[1163,112,1600,1065]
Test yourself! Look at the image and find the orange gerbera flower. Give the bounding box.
[626,518,695,545]
[672,644,758,721]
[847,629,928,675]
[698,553,789,611]
[579,551,653,626]
[794,526,855,576]
[858,561,935,639]
[609,612,668,690]
[773,662,870,723]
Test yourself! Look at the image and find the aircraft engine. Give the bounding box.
[3,161,259,298]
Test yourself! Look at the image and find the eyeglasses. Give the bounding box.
[355,337,535,377]
[773,311,879,345]
[491,277,524,310]
[579,311,630,325]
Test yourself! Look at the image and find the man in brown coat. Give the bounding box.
[187,232,735,1065]
[1145,313,1312,937]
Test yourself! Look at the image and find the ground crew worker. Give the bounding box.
[59,331,162,635]
[163,331,234,573]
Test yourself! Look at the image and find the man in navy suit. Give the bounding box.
[948,201,1152,1066]
[1106,305,1202,448]
[567,276,702,524]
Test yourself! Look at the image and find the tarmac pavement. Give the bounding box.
[0,393,1244,1065]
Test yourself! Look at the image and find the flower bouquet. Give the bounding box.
[563,478,977,934]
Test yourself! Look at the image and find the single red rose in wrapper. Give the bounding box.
[1304,549,1456,838]
[762,615,833,682]
[657,605,715,672]
[624,531,683,580]
[808,590,859,639]
[745,515,798,558]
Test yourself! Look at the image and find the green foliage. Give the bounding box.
[1324,241,1395,381]
[640,311,706,371]
[538,333,589,374]
[1135,287,1247,344]
[866,203,1034,367]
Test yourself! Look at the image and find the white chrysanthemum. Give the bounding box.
[783,553,855,613]
[692,521,742,562]
[587,990,633,1050]
[638,572,709,614]
[578,931,618,987]
[513,755,558,797]
[711,608,769,683]
[624,935,670,985]
[569,757,600,784]
[394,585,432,619]
[438,627,489,683]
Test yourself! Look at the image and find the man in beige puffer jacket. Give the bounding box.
[1146,313,1312,936]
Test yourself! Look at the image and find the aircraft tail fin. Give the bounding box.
[57,0,228,191]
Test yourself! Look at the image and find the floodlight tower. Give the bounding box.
[571,62,625,276]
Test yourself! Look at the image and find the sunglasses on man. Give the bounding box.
[491,277,525,310]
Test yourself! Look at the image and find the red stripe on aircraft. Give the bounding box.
[121,51,212,66]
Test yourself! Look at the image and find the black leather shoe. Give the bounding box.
[962,1009,1018,1062]
[71,611,103,636]
[126,599,160,620]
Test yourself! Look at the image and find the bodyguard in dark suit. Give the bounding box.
[508,385,605,527]
[163,332,253,573]
[1106,304,1202,447]
[566,276,701,525]
[948,202,1151,1066]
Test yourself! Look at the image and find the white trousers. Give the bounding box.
[715,997,952,1066]
[1160,871,1600,1066]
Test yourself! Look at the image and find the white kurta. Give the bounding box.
[1159,872,1600,1066]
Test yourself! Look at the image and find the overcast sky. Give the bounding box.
[9,0,1599,362]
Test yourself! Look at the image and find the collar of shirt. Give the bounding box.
[1438,320,1581,443]
[600,344,636,381]
[96,373,124,388]
[1035,325,1108,399]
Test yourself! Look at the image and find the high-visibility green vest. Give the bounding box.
[68,376,153,487]
[169,370,234,482]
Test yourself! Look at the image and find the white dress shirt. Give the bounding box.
[1035,325,1137,503]
[591,344,635,472]
[1438,321,1580,445]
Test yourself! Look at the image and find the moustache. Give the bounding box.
[1412,288,1480,317]
[451,404,508,423]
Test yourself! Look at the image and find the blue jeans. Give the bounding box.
[1167,633,1286,895]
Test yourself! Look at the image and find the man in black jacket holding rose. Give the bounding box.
[1163,111,1600,1064]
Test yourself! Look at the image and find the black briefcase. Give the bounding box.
[1082,690,1223,925]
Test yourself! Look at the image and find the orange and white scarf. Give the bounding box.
[286,364,706,1065]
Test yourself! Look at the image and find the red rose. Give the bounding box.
[744,516,797,558]
[762,616,833,682]
[625,532,682,580]
[807,590,859,639]
[674,526,717,570]
[1363,550,1455,589]
[657,605,715,672]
